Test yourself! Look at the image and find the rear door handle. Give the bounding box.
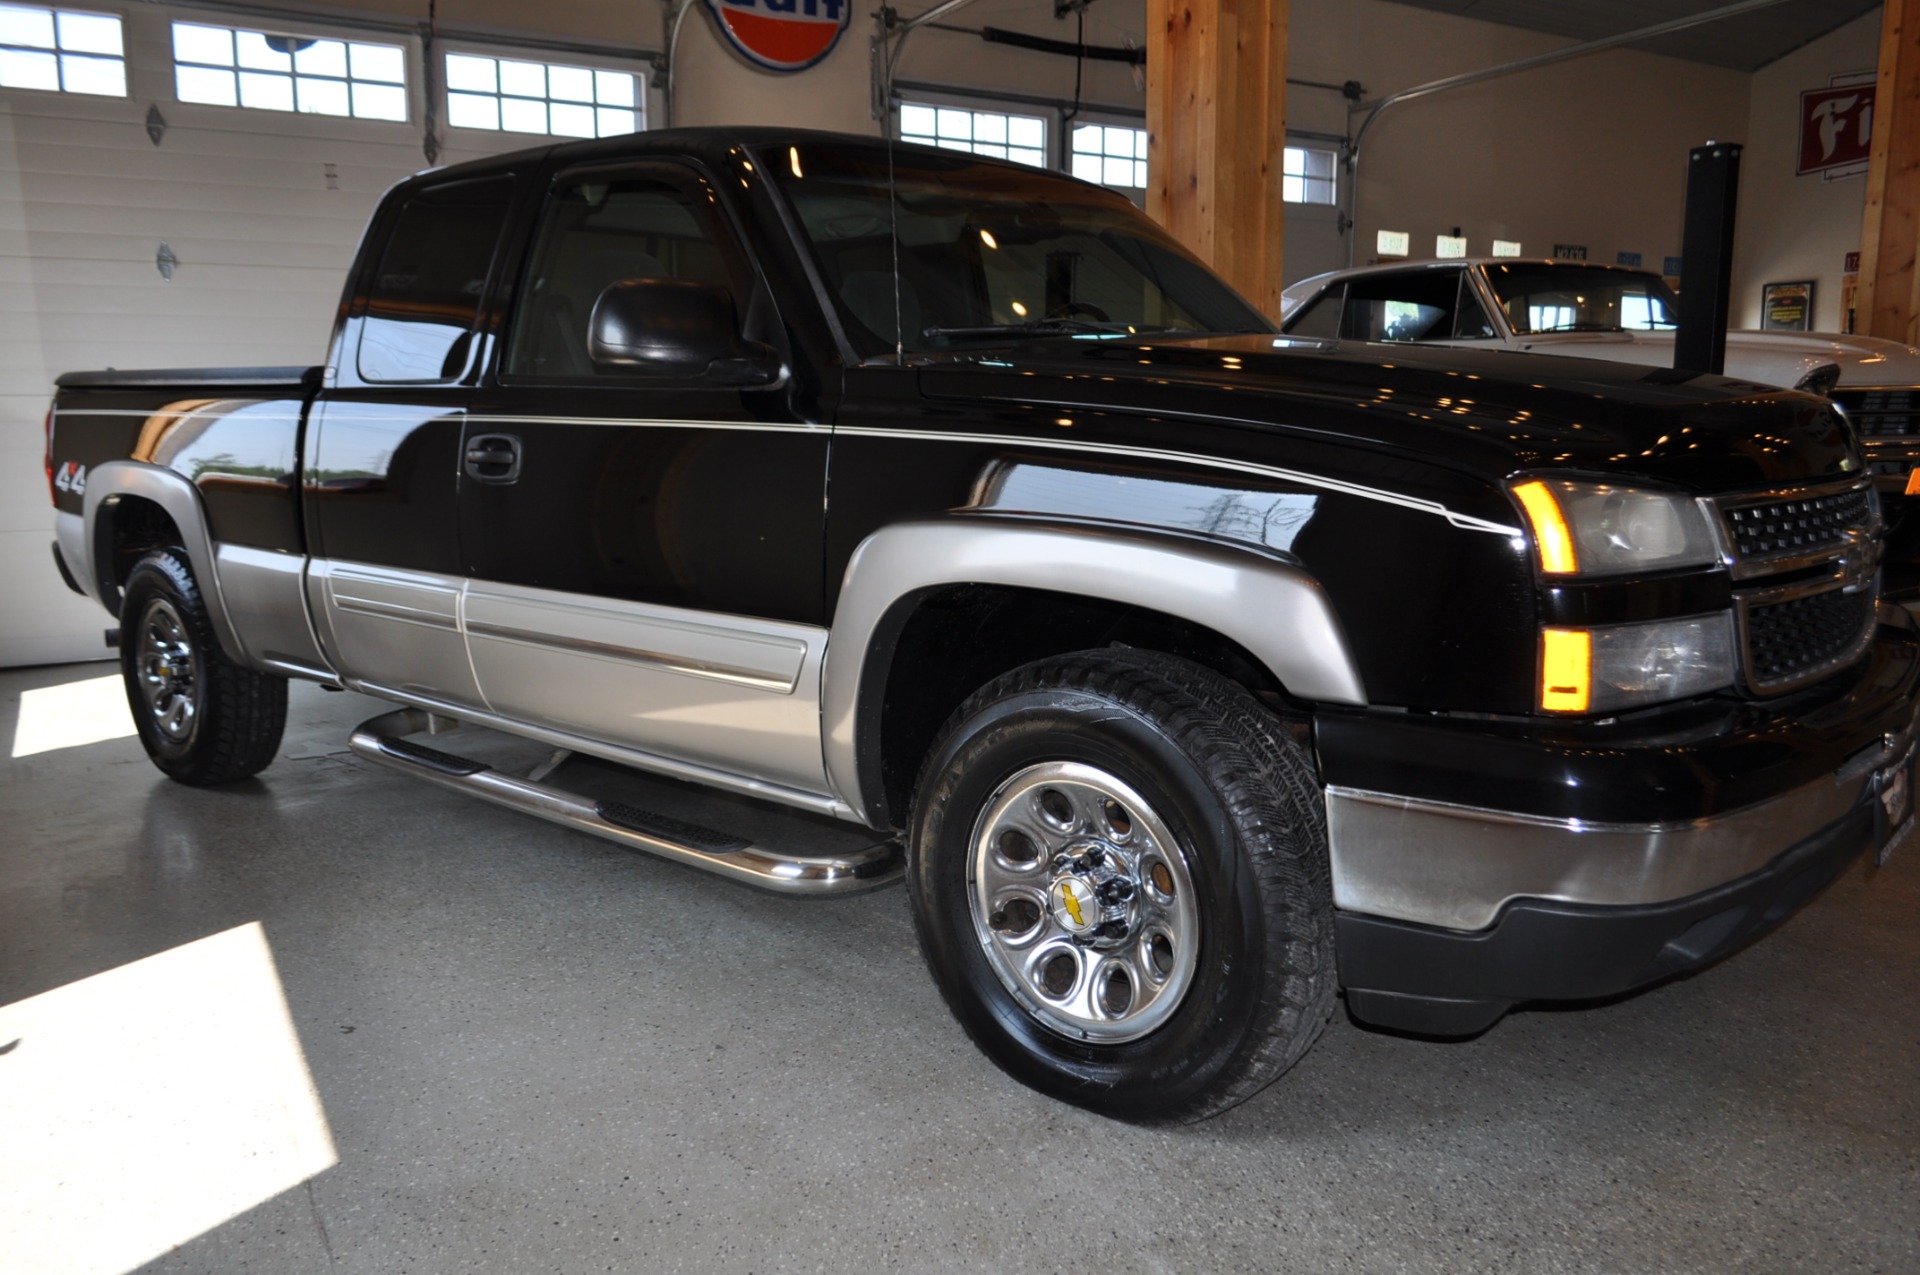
[464,433,522,483]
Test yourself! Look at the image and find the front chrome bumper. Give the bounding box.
[1326,687,1920,935]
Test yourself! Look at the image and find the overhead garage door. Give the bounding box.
[0,1,653,667]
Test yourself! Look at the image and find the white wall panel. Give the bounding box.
[0,1,611,667]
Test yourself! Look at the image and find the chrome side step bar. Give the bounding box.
[348,709,903,896]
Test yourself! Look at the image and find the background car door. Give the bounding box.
[459,160,831,793]
[305,172,517,707]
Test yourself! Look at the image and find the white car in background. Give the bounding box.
[1279,259,1920,514]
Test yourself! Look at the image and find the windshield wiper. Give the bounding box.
[922,318,1143,344]
[1533,322,1627,334]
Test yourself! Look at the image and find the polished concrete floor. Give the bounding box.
[2,662,1916,1274]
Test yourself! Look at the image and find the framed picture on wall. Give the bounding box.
[1762,281,1814,332]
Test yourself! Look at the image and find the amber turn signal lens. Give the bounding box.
[1905,469,1920,497]
[1513,480,1578,574]
[1541,628,1591,713]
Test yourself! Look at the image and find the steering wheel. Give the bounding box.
[1048,301,1112,322]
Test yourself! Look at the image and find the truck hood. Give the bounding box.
[914,333,1861,494]
[1505,328,1920,393]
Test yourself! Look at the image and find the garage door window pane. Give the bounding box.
[296,75,348,116]
[1,5,124,96]
[172,23,231,66]
[445,52,494,93]
[54,10,116,55]
[350,43,404,83]
[360,177,515,383]
[238,68,293,111]
[351,81,406,122]
[0,5,54,47]
[235,32,290,72]
[294,40,345,78]
[1072,123,1147,192]
[1282,146,1337,206]
[447,90,498,130]
[0,45,55,90]
[900,101,1048,169]
[172,22,407,121]
[444,51,643,139]
[174,64,235,106]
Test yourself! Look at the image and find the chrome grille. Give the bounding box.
[1743,588,1874,690]
[1833,388,1919,438]
[1716,478,1880,695]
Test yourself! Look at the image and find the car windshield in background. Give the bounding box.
[764,142,1271,358]
[1484,263,1680,335]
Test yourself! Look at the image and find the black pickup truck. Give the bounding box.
[44,128,1920,1120]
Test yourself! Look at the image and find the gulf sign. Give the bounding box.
[706,0,850,73]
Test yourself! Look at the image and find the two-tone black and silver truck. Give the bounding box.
[43,128,1920,1120]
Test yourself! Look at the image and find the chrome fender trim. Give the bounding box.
[821,516,1366,825]
[80,459,247,664]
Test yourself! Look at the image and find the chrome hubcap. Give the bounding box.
[136,600,198,743]
[968,762,1200,1043]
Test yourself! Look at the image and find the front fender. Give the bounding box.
[820,515,1365,825]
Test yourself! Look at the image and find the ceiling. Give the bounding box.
[1376,0,1882,72]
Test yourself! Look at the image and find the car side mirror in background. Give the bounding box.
[588,279,786,387]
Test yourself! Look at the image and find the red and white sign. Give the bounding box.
[1799,84,1875,176]
[706,0,850,73]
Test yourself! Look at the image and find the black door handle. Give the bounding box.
[464,433,522,483]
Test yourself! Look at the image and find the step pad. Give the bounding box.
[379,736,490,777]
[595,800,752,854]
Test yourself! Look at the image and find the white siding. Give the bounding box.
[0,3,642,667]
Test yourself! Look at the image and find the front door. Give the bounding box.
[460,160,831,794]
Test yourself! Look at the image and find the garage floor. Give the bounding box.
[3,663,1916,1274]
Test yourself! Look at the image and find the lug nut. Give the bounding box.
[1095,878,1135,905]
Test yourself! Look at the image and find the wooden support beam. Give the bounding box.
[1145,0,1289,318]
[1858,0,1920,343]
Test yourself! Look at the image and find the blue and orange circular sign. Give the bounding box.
[706,0,851,73]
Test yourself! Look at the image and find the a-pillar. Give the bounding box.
[1858,0,1920,342]
[1145,0,1289,318]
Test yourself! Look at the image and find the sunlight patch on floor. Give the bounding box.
[0,922,338,1275]
[11,673,136,758]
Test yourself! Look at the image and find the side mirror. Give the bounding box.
[587,279,785,387]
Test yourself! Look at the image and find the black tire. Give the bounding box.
[120,547,287,786]
[908,649,1336,1122]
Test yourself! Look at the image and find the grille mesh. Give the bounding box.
[1723,486,1871,561]
[1834,389,1918,439]
[1746,588,1872,689]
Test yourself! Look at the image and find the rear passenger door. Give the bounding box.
[458,160,832,794]
[305,173,517,706]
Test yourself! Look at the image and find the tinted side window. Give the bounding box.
[504,173,744,380]
[1284,288,1342,338]
[358,176,514,383]
[1340,269,1463,342]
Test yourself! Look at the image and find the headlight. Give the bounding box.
[1541,612,1736,713]
[1512,478,1722,577]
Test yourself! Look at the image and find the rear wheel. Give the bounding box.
[120,548,286,785]
[908,650,1336,1121]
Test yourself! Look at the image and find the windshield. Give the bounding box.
[763,142,1271,358]
[1483,263,1679,335]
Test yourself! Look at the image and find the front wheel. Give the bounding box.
[120,548,287,785]
[908,650,1336,1121]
